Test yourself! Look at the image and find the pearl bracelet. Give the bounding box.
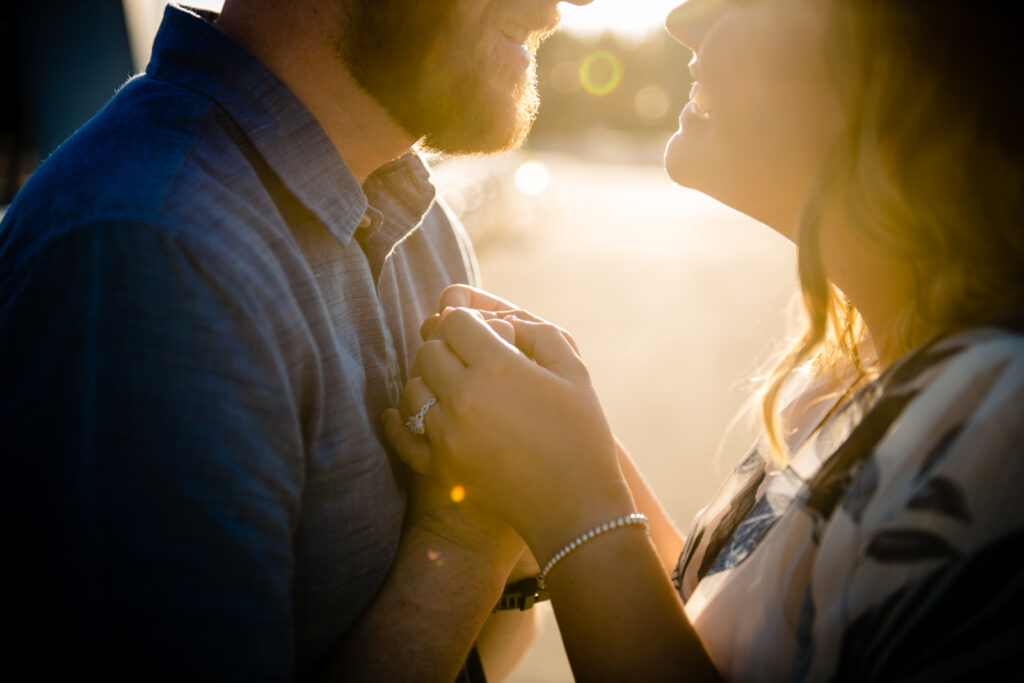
[537,513,650,590]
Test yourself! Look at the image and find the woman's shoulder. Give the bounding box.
[849,317,1024,519]
[821,319,1024,456]
[862,317,1024,538]
[893,317,1024,382]
[803,321,1024,680]
[867,319,1024,461]
[810,319,1024,534]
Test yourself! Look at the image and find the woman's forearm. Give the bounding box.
[615,439,686,572]
[542,526,721,682]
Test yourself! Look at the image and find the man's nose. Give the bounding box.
[666,0,725,50]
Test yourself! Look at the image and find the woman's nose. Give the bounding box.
[666,0,725,49]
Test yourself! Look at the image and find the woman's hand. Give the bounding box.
[382,288,717,682]
[419,284,583,355]
[386,306,635,563]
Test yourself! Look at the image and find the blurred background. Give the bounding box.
[2,1,800,679]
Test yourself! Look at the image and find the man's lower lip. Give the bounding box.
[500,33,531,68]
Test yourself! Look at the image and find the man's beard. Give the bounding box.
[339,1,545,155]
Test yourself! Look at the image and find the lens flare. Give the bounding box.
[549,60,582,95]
[634,85,670,121]
[450,485,466,503]
[580,50,624,97]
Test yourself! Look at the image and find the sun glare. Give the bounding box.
[127,0,679,42]
[559,0,681,40]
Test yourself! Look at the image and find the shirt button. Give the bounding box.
[357,213,373,230]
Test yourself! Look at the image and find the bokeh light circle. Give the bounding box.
[514,161,551,196]
[634,85,670,121]
[550,60,582,95]
[579,50,624,97]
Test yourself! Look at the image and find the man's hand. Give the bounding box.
[384,411,525,567]
[384,305,528,566]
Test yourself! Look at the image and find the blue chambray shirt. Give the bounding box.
[0,5,478,678]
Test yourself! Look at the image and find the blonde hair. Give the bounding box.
[762,1,1024,462]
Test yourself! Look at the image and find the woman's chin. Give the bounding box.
[659,137,700,189]
[663,131,706,190]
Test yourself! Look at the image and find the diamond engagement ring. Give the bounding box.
[405,397,437,435]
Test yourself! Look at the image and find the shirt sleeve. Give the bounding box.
[1,222,304,679]
[817,336,1024,681]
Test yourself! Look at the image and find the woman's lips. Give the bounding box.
[687,81,712,120]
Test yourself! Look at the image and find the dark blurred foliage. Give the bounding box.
[528,29,693,146]
[1,0,133,206]
[1,11,30,205]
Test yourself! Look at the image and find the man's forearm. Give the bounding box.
[321,524,522,681]
[476,607,539,681]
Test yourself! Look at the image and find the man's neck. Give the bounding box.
[215,3,415,185]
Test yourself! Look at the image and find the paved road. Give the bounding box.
[433,148,800,681]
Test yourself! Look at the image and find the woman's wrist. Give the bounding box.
[538,513,651,589]
[519,479,638,569]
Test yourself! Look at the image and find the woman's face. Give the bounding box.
[664,0,844,237]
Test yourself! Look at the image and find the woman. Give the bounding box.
[384,0,1024,680]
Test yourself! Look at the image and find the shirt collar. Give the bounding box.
[145,4,436,246]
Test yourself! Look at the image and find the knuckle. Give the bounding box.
[420,339,445,362]
[420,314,440,340]
[450,382,475,416]
[441,283,469,299]
[480,350,511,378]
[451,306,476,323]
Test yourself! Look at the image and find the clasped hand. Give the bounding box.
[383,285,634,563]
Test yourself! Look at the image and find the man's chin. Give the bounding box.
[420,116,531,156]
[417,87,537,156]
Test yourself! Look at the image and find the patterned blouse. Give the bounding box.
[673,321,1024,681]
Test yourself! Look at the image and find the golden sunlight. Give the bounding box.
[559,0,682,39]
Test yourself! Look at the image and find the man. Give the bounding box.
[0,0,589,679]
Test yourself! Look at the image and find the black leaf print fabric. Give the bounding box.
[917,423,963,479]
[672,526,703,592]
[907,476,972,522]
[696,463,764,581]
[831,530,1024,682]
[885,343,965,389]
[866,529,961,563]
[790,588,817,683]
[708,492,790,575]
[673,320,1024,681]
[841,457,879,524]
[804,392,916,521]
